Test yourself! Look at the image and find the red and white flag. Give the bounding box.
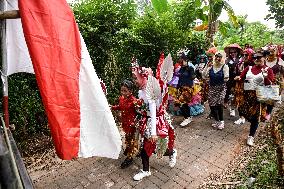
[5,0,122,160]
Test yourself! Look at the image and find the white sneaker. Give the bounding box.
[180,117,192,127]
[169,149,177,168]
[247,136,254,146]
[217,121,224,130]
[211,121,219,128]
[133,169,151,181]
[230,109,236,117]
[234,118,245,125]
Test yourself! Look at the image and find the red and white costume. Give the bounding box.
[132,53,175,156]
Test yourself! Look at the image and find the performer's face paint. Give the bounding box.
[132,72,147,89]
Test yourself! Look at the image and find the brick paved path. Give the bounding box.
[31,106,249,189]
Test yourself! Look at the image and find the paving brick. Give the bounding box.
[148,174,166,186]
[120,184,133,189]
[73,185,84,189]
[153,171,169,182]
[78,176,91,188]
[160,179,183,189]
[212,157,230,169]
[173,175,191,186]
[30,103,248,189]
[110,180,128,189]
[85,180,107,189]
[133,179,155,189]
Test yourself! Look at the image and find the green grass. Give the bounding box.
[235,135,284,189]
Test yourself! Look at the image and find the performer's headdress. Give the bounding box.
[131,57,153,78]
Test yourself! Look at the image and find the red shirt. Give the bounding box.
[112,95,137,134]
[240,65,275,85]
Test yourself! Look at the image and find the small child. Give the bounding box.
[112,80,139,169]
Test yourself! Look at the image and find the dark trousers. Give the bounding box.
[266,104,274,115]
[212,105,224,121]
[209,106,214,117]
[141,129,175,171]
[141,148,150,171]
[224,79,235,104]
[249,116,259,137]
[180,103,191,118]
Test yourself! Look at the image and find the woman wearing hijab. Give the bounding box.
[224,44,242,117]
[234,48,255,125]
[203,52,229,130]
[265,45,284,119]
[235,49,274,146]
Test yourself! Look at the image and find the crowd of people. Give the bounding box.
[111,43,284,181]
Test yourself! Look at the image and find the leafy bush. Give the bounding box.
[8,73,48,144]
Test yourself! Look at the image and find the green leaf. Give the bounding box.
[151,0,169,15]
[194,0,202,7]
[218,21,228,37]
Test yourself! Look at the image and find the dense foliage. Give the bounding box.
[8,73,49,143]
[6,0,283,148]
[266,0,284,28]
[72,0,207,102]
[216,19,284,49]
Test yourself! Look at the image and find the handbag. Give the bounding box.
[256,84,281,103]
[244,79,256,90]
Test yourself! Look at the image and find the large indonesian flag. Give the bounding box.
[4,0,122,160]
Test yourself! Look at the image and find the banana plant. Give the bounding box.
[192,0,238,46]
[205,0,239,46]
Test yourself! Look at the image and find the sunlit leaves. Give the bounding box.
[266,0,284,28]
[151,0,169,15]
[216,20,284,49]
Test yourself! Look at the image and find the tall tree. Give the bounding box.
[266,0,284,28]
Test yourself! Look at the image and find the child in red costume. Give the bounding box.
[112,80,139,169]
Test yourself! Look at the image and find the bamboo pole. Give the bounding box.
[0,10,20,20]
[1,9,9,129]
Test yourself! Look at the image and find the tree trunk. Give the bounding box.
[206,0,218,48]
[270,103,284,177]
[206,21,218,47]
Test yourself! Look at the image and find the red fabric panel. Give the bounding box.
[19,0,81,160]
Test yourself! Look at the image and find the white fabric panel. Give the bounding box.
[5,0,34,75]
[78,34,122,159]
[148,100,157,136]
